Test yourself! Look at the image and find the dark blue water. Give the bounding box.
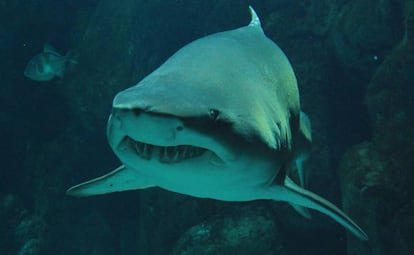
[1,1,412,255]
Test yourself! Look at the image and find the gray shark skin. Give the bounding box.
[67,7,368,240]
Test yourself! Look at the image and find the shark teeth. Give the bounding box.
[129,138,206,163]
[133,141,153,160]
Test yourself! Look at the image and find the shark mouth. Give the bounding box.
[125,137,207,164]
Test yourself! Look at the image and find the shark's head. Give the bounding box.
[107,106,241,170]
[101,11,301,198]
[106,92,286,199]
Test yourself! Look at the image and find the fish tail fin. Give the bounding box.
[55,68,65,79]
[269,178,368,240]
[59,50,78,78]
[65,50,79,65]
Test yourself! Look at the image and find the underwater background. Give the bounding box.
[1,0,413,254]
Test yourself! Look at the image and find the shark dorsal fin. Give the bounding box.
[248,6,262,31]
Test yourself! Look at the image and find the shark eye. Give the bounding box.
[208,109,220,121]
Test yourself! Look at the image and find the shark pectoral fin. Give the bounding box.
[269,178,368,240]
[66,165,154,197]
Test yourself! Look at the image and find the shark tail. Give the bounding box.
[270,177,368,240]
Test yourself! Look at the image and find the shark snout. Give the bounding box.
[108,108,185,147]
[107,109,238,164]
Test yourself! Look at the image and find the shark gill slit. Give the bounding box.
[123,136,207,163]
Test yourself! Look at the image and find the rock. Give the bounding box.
[0,194,45,255]
[17,239,41,255]
[340,141,414,255]
[389,199,414,255]
[339,143,394,255]
[331,0,404,78]
[0,194,26,255]
[173,206,286,255]
[366,34,414,155]
[339,3,414,254]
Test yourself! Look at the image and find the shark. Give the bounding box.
[67,7,368,240]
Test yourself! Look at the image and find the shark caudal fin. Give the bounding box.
[269,177,368,240]
[66,165,154,196]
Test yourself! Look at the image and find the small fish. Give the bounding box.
[24,43,76,81]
